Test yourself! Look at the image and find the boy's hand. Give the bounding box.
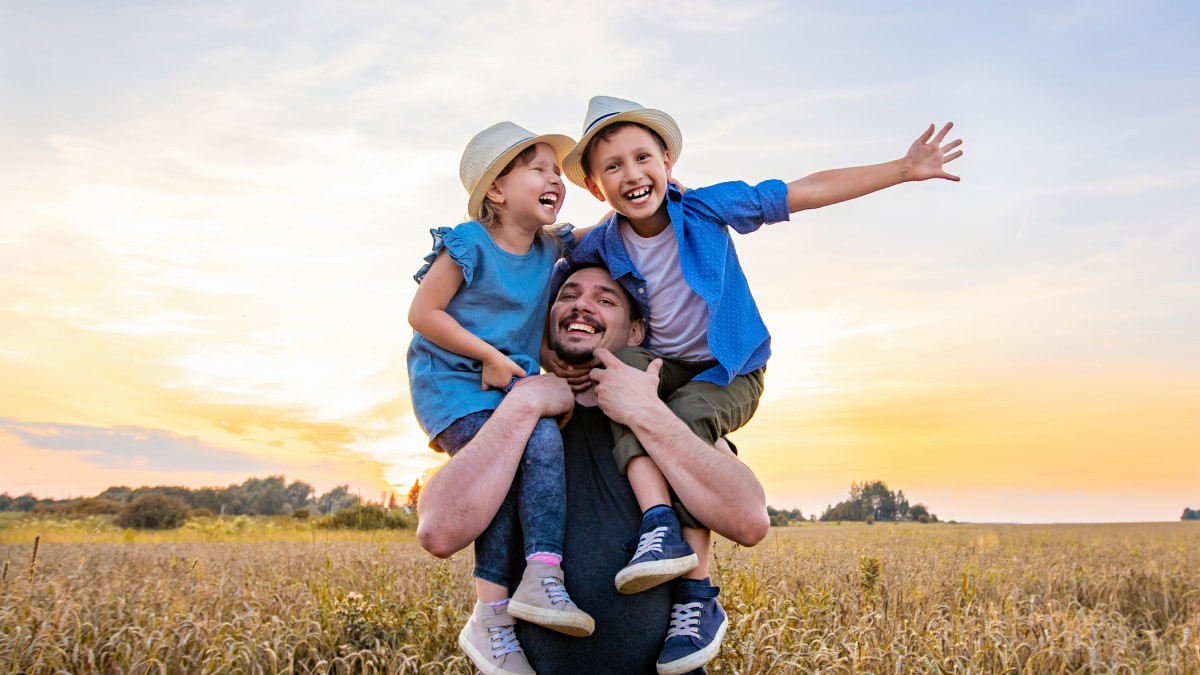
[904,122,963,182]
[482,353,527,391]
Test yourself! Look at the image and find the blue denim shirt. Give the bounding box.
[552,180,789,386]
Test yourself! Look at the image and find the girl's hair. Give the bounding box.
[478,144,539,229]
[580,122,668,180]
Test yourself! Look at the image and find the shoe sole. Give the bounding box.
[655,612,729,675]
[458,625,529,675]
[507,600,595,637]
[615,553,699,594]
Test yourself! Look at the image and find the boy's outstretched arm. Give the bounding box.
[786,122,963,213]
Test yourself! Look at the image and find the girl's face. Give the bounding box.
[487,143,565,231]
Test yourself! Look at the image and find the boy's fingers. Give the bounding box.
[944,150,963,163]
[942,138,963,152]
[933,122,953,144]
[917,123,935,144]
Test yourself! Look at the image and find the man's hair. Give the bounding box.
[557,263,643,322]
[478,144,539,229]
[580,122,669,181]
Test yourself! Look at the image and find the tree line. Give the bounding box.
[1183,508,1200,521]
[0,475,365,517]
[819,480,939,523]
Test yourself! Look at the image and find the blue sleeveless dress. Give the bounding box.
[407,220,574,443]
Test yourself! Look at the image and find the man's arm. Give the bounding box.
[786,122,962,213]
[416,374,574,558]
[588,349,770,547]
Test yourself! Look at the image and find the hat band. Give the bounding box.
[584,111,622,135]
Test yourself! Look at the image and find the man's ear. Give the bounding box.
[584,177,606,203]
[627,318,646,346]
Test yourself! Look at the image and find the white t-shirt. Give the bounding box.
[619,221,713,361]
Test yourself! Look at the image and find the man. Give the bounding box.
[417,265,770,674]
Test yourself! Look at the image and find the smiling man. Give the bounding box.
[416,264,769,675]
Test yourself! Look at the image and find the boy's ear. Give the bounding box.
[584,177,606,203]
[663,151,673,179]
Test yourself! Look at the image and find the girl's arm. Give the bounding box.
[409,251,526,390]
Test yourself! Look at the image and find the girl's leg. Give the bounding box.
[506,418,594,637]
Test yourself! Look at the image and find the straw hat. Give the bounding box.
[562,96,683,188]
[460,121,576,221]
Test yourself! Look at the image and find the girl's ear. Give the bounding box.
[485,181,505,206]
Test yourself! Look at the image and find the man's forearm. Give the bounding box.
[625,401,769,546]
[415,395,546,558]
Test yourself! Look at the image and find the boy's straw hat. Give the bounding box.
[460,121,576,221]
[562,96,683,188]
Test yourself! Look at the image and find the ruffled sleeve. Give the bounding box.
[547,222,576,258]
[413,225,479,287]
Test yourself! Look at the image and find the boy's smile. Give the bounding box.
[584,125,673,236]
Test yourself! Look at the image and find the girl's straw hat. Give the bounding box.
[460,121,575,221]
[562,96,683,189]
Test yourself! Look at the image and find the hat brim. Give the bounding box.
[562,109,682,189]
[467,133,576,221]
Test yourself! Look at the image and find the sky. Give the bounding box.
[2,1,1198,523]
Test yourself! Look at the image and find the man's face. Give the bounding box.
[583,124,672,229]
[548,267,645,364]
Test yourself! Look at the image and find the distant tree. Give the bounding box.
[130,486,195,507]
[820,481,937,522]
[285,480,315,511]
[317,485,360,515]
[96,486,133,503]
[1183,508,1200,521]
[405,479,422,510]
[245,476,288,515]
[0,493,11,511]
[115,494,189,529]
[767,506,805,526]
[10,493,38,512]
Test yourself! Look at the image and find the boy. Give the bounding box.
[550,95,962,675]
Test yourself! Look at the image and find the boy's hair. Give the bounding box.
[580,122,668,181]
[478,144,539,229]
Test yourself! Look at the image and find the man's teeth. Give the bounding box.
[625,187,651,200]
[567,323,596,334]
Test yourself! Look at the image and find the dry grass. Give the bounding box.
[1,519,1197,673]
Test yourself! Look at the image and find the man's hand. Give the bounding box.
[589,348,663,427]
[482,352,526,391]
[904,122,963,182]
[508,373,575,420]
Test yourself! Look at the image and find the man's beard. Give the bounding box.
[548,333,597,365]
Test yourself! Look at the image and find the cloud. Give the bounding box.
[1,417,273,473]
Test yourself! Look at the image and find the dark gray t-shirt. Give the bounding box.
[515,404,673,674]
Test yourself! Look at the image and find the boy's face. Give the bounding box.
[487,143,565,229]
[583,125,673,228]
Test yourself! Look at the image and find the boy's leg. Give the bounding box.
[608,347,700,476]
[506,418,594,637]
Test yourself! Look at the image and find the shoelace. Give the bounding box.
[539,576,573,605]
[665,601,703,640]
[632,525,669,559]
[488,623,523,657]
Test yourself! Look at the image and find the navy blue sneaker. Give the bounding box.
[656,584,727,675]
[615,508,698,594]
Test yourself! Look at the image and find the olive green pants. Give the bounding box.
[611,345,765,529]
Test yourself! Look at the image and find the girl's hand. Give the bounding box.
[904,122,963,182]
[482,353,527,391]
[543,350,599,394]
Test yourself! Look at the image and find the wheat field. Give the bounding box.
[2,517,1198,673]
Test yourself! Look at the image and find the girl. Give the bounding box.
[407,121,592,675]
